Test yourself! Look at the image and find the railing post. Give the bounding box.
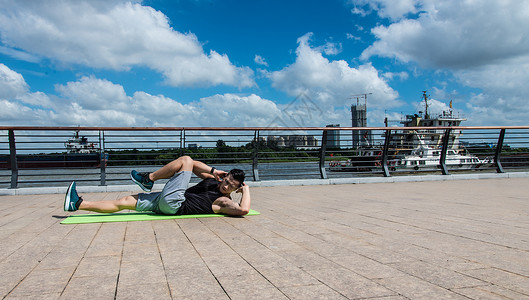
[252,130,260,181]
[180,129,185,156]
[319,130,328,179]
[439,128,451,175]
[381,129,391,177]
[494,129,506,173]
[99,130,106,186]
[8,130,18,189]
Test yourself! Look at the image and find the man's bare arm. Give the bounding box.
[192,159,226,180]
[212,185,251,216]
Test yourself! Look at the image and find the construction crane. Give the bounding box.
[349,93,372,105]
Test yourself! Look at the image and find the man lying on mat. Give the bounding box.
[63,156,251,216]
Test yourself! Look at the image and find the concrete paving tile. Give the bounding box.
[216,233,260,246]
[239,249,292,268]
[468,249,529,277]
[375,275,471,299]
[254,264,320,288]
[84,241,123,257]
[35,250,83,271]
[266,228,321,243]
[5,292,62,300]
[228,287,289,300]
[389,260,488,289]
[73,255,121,278]
[158,239,197,256]
[124,222,157,243]
[235,225,283,239]
[0,232,38,261]
[83,223,125,257]
[116,282,171,300]
[173,293,230,300]
[177,219,222,243]
[118,260,166,285]
[453,284,529,299]
[8,267,73,297]
[35,230,98,270]
[313,232,372,248]
[191,240,237,257]
[306,266,397,299]
[461,267,529,295]
[329,254,407,279]
[352,245,417,264]
[60,275,117,300]
[254,236,306,252]
[121,241,160,262]
[165,268,226,298]
[0,259,38,298]
[222,237,271,254]
[216,272,277,296]
[296,240,358,257]
[201,254,257,277]
[280,284,349,300]
[160,250,207,270]
[277,250,338,270]
[422,256,488,272]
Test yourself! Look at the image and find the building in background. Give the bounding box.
[351,100,372,148]
[265,135,318,149]
[325,124,340,148]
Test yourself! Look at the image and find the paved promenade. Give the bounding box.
[1,178,528,299]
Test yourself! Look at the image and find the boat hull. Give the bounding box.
[0,153,106,169]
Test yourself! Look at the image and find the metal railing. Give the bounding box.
[1,126,529,188]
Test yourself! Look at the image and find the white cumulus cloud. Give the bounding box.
[0,63,28,99]
[268,33,399,109]
[349,0,419,20]
[267,33,401,127]
[0,0,255,88]
[254,55,269,67]
[358,0,529,126]
[0,66,280,127]
[361,0,529,70]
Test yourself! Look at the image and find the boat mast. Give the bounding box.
[422,91,430,119]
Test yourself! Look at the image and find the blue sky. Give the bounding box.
[1,0,528,128]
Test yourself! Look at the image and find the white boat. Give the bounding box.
[386,135,483,171]
[329,91,491,172]
[64,131,100,154]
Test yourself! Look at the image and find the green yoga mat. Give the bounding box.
[61,209,260,224]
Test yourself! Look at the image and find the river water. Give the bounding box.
[1,161,359,188]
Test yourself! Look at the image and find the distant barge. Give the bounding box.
[1,131,107,169]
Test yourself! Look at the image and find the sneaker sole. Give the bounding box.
[64,182,74,211]
[130,172,152,192]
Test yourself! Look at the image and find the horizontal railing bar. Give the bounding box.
[8,134,100,138]
[3,125,529,131]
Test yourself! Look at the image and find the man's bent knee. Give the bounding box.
[117,195,138,210]
[178,155,193,170]
[179,155,193,163]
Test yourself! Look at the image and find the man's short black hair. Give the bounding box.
[228,168,245,185]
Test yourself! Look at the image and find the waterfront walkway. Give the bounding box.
[1,178,528,299]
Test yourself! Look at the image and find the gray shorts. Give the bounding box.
[135,171,192,215]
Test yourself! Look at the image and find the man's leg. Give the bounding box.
[78,195,138,213]
[64,181,139,213]
[131,156,194,192]
[149,155,194,181]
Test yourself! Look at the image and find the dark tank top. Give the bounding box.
[178,178,224,215]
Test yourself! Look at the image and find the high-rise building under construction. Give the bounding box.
[351,103,372,147]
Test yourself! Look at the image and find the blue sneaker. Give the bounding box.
[64,181,82,211]
[130,170,153,192]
